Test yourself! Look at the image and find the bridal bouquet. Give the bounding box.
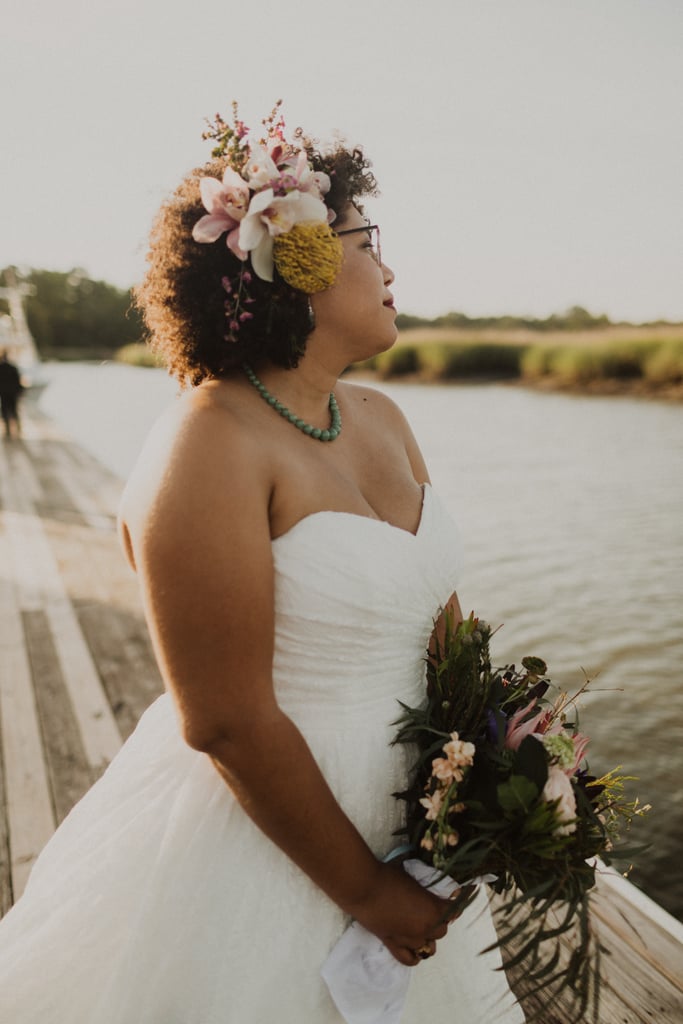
[392,612,649,1021]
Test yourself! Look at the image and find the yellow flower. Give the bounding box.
[273,222,344,293]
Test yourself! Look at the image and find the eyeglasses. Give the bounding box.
[335,224,382,266]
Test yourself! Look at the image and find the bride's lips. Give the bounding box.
[383,294,396,310]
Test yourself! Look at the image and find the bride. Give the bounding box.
[0,106,524,1022]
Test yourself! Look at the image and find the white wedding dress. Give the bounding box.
[0,484,523,1023]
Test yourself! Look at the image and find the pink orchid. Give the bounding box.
[503,699,546,751]
[535,710,563,736]
[192,168,250,259]
[289,150,331,199]
[266,135,297,169]
[570,733,590,775]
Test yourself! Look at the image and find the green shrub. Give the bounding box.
[375,344,420,377]
[534,343,650,384]
[436,343,525,379]
[406,342,525,380]
[114,342,165,368]
[520,346,555,379]
[548,347,605,384]
[598,342,650,379]
[643,341,683,384]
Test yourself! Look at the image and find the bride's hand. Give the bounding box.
[347,861,464,966]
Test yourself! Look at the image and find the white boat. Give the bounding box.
[0,268,48,391]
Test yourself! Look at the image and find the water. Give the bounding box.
[38,363,683,921]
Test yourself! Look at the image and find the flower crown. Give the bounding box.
[192,102,344,338]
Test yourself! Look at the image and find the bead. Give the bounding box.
[243,364,341,442]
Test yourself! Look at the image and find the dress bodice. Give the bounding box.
[271,483,464,725]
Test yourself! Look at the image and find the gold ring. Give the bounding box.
[415,944,435,960]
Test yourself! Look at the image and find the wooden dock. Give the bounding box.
[1,403,682,1021]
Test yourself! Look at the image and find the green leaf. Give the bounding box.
[513,735,549,791]
[497,775,539,814]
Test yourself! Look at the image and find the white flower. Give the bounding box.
[431,756,463,784]
[442,732,476,769]
[419,788,445,822]
[238,189,330,281]
[542,765,578,835]
[242,144,280,189]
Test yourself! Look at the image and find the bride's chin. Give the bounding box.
[357,330,399,363]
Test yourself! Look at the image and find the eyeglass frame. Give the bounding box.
[334,224,382,266]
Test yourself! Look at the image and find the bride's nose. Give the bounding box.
[382,261,395,285]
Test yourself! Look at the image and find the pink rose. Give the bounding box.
[542,765,577,835]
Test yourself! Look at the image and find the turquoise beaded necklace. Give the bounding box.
[243,364,342,442]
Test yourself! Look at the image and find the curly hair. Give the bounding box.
[134,143,378,387]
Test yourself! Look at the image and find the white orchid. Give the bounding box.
[243,144,280,189]
[238,189,330,281]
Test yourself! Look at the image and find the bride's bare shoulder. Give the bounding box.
[129,380,254,477]
[118,379,269,566]
[338,379,415,433]
[337,379,429,482]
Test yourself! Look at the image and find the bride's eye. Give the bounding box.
[362,240,380,263]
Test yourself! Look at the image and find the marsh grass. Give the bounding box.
[354,327,683,394]
[114,342,165,368]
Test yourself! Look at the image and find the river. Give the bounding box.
[37,362,683,921]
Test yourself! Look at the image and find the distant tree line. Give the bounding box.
[395,306,676,332]
[2,269,678,357]
[0,267,143,357]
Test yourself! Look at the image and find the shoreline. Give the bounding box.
[349,324,683,401]
[345,367,683,403]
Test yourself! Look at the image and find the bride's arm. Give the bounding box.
[119,397,455,966]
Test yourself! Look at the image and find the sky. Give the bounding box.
[2,0,682,322]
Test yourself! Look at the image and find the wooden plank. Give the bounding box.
[1,449,49,613]
[499,873,683,1023]
[44,596,123,769]
[36,416,123,523]
[0,448,122,772]
[595,866,683,985]
[23,609,94,822]
[0,457,56,898]
[0,653,13,916]
[76,603,163,740]
[39,516,163,740]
